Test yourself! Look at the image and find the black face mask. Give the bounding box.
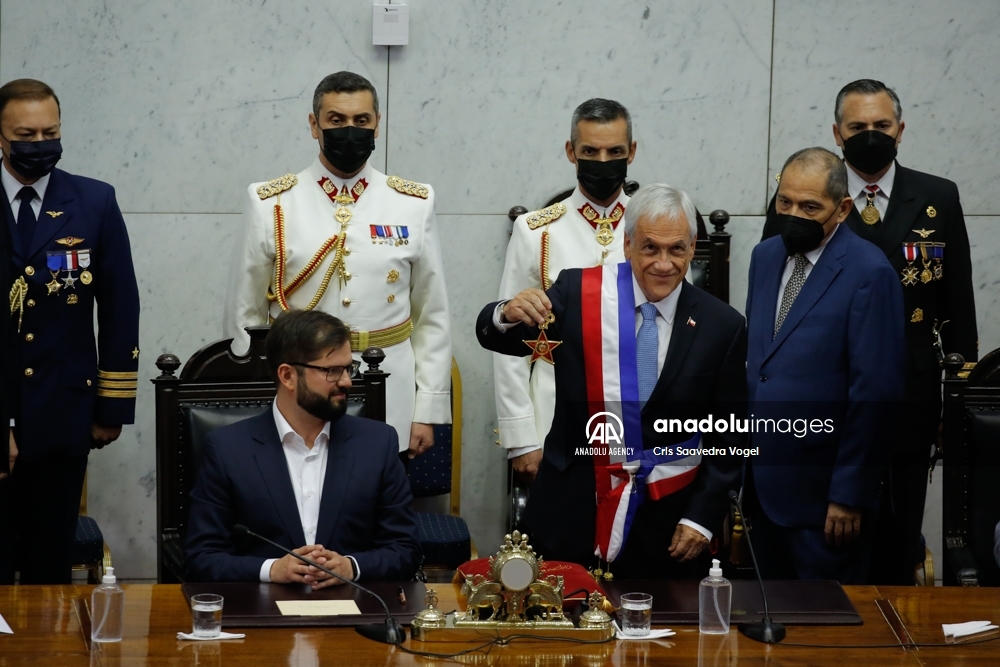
[841,130,897,175]
[776,208,838,255]
[3,136,62,180]
[321,126,375,174]
[576,157,627,202]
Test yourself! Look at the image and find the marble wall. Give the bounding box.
[2,0,997,579]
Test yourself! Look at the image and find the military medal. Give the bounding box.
[860,186,880,225]
[918,243,933,284]
[318,176,367,226]
[931,242,944,281]
[523,312,562,365]
[46,270,62,295]
[579,202,624,247]
[901,242,919,286]
[370,225,409,245]
[77,250,93,285]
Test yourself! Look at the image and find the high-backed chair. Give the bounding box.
[151,326,388,583]
[406,358,474,573]
[941,349,1000,586]
[505,187,732,531]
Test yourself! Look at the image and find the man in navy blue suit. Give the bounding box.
[1,79,140,585]
[184,310,420,585]
[745,147,904,584]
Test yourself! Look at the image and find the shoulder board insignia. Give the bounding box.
[386,175,429,199]
[525,203,567,230]
[256,174,298,200]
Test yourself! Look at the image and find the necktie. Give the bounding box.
[17,186,38,251]
[637,302,659,403]
[774,253,809,337]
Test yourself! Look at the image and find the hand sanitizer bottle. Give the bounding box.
[699,558,731,634]
[91,566,124,642]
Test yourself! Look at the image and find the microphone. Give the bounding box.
[233,524,406,644]
[727,490,785,643]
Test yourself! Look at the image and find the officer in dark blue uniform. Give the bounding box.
[1,79,139,585]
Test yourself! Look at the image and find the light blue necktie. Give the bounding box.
[637,302,659,404]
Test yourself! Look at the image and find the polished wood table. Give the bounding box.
[1,583,998,665]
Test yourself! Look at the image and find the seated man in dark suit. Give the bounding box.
[185,309,421,586]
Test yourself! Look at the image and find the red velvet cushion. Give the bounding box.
[454,558,604,607]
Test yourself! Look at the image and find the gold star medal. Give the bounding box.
[524,312,562,365]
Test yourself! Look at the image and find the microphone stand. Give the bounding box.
[234,524,406,644]
[728,491,786,643]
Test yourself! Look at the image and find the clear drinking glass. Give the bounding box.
[190,593,224,638]
[619,592,653,637]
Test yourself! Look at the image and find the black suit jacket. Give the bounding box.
[762,162,978,377]
[478,271,747,539]
[0,190,8,474]
[184,411,421,583]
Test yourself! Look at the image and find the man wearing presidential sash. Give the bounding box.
[478,184,746,579]
[495,99,634,481]
[225,71,452,458]
[0,79,140,584]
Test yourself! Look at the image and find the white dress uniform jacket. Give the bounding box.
[494,186,628,456]
[225,159,452,449]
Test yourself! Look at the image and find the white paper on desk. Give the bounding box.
[0,612,12,634]
[275,600,362,616]
[942,620,998,638]
[613,621,675,640]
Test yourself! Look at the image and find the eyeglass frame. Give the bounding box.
[287,360,360,383]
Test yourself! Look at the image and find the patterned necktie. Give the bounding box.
[17,186,38,251]
[637,302,659,403]
[774,253,809,337]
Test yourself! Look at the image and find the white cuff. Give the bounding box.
[259,558,277,583]
[497,416,542,451]
[492,301,519,332]
[678,518,713,542]
[413,391,451,425]
[507,445,542,460]
[347,555,360,581]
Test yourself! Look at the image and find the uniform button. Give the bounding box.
[342,297,351,306]
[26,299,35,308]
[24,368,34,377]
[344,247,351,255]
[759,374,767,382]
[24,333,34,342]
[87,379,92,387]
[343,271,352,281]
[24,266,34,276]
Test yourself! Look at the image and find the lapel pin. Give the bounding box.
[46,211,64,218]
[55,236,83,246]
[926,206,937,218]
[687,317,696,327]
[913,229,935,238]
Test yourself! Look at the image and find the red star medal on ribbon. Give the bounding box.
[524,313,562,365]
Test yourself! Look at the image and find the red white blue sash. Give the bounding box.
[581,262,702,562]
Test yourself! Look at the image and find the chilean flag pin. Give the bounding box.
[687,317,696,327]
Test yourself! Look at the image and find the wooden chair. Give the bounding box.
[151,326,388,583]
[941,349,1000,586]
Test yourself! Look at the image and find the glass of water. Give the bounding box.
[619,592,653,637]
[190,593,224,638]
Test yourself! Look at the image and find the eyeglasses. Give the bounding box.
[288,361,358,382]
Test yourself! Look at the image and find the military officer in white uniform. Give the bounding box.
[225,71,452,457]
[495,99,636,480]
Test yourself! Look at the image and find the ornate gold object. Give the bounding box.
[386,175,429,199]
[334,207,352,224]
[56,237,83,247]
[901,265,919,286]
[24,266,34,276]
[80,270,93,285]
[412,531,615,642]
[387,294,395,303]
[926,206,937,218]
[46,271,62,295]
[913,229,935,238]
[524,312,562,365]
[387,269,399,283]
[256,174,298,200]
[9,275,28,332]
[860,202,880,225]
[526,203,567,230]
[347,318,413,352]
[911,308,924,323]
[66,293,79,305]
[46,211,65,219]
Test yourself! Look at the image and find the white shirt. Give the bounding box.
[1,158,50,220]
[493,276,712,541]
[846,161,895,221]
[774,225,840,329]
[259,402,359,582]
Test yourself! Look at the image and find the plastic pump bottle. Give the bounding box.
[91,566,124,642]
[699,558,731,634]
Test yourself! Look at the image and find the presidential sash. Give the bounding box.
[581,262,702,562]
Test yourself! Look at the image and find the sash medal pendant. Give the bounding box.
[860,185,880,225]
[523,312,562,365]
[579,202,624,247]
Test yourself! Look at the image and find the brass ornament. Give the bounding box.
[387,269,400,283]
[861,190,880,225]
[913,229,935,239]
[46,211,64,219]
[46,271,62,295]
[523,312,562,365]
[334,207,353,224]
[24,266,34,276]
[386,175,430,199]
[80,270,93,285]
[901,266,919,286]
[256,173,298,200]
[9,276,28,332]
[387,294,395,303]
[926,206,937,218]
[132,347,140,360]
[525,203,567,230]
[55,236,84,246]
[911,308,924,323]
[919,243,933,284]
[595,222,615,246]
[66,293,79,305]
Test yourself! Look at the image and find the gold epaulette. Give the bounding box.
[256,174,298,200]
[386,175,429,199]
[525,203,567,230]
[96,369,138,399]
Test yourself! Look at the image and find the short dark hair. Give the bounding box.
[0,79,61,121]
[265,310,352,384]
[313,71,379,117]
[570,98,632,147]
[835,79,902,125]
[781,147,849,203]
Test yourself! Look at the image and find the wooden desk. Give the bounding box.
[1,584,998,665]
